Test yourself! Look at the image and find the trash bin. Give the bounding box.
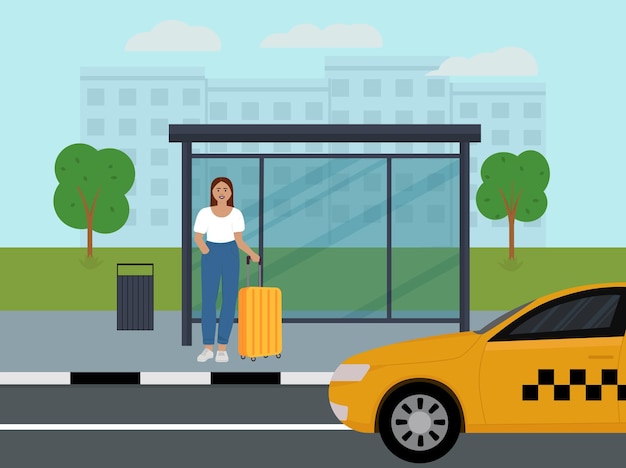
[117,263,154,330]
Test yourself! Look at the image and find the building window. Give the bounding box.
[87,119,104,136]
[427,205,445,223]
[524,130,542,146]
[395,79,413,97]
[427,79,446,97]
[151,209,168,226]
[305,143,324,153]
[151,89,168,106]
[273,199,291,217]
[331,204,350,222]
[524,102,542,118]
[305,102,323,121]
[364,143,381,153]
[242,166,257,184]
[273,143,291,153]
[151,179,169,196]
[209,102,227,120]
[274,102,291,120]
[395,110,413,124]
[242,142,259,153]
[305,199,323,217]
[459,103,478,118]
[364,205,381,223]
[470,211,478,227]
[364,173,381,192]
[427,173,445,191]
[363,110,381,124]
[331,79,349,97]
[396,205,413,223]
[183,88,201,106]
[396,143,413,153]
[127,209,136,226]
[492,103,509,118]
[492,130,510,146]
[306,165,324,184]
[364,79,381,97]
[151,119,168,136]
[210,143,227,153]
[151,149,168,166]
[331,110,349,124]
[86,89,104,106]
[119,119,136,136]
[470,183,477,200]
[331,143,349,153]
[273,166,291,184]
[242,102,260,120]
[428,143,446,153]
[427,110,445,124]
[525,219,542,228]
[121,148,136,163]
[119,88,136,106]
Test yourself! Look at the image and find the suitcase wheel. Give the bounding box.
[264,356,268,358]
[240,355,245,360]
[251,357,256,362]
[277,354,281,359]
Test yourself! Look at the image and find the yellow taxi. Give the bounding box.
[328,283,626,463]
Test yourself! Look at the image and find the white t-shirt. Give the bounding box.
[193,207,245,243]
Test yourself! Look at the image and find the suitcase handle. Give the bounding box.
[246,255,262,286]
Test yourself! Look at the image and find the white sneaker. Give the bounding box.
[215,350,229,363]
[197,348,214,362]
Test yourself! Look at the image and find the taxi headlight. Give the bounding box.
[331,364,370,382]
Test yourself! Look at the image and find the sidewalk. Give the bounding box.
[0,310,503,383]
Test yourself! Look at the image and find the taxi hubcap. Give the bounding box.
[391,394,449,451]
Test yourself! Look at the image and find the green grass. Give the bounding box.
[0,248,181,310]
[470,248,626,310]
[1,247,626,311]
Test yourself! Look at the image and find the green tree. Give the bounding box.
[476,150,549,260]
[53,143,135,258]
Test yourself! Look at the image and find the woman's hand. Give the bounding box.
[250,253,260,263]
[201,246,210,255]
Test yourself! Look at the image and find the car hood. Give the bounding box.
[342,331,481,366]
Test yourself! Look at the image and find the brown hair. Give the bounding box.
[210,177,234,207]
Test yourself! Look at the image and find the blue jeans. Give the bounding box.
[201,241,240,345]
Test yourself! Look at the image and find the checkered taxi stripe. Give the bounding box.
[523,369,626,401]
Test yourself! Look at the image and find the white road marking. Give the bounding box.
[0,424,350,431]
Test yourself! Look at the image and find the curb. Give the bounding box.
[0,372,333,386]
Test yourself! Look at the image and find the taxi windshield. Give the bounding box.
[474,301,532,334]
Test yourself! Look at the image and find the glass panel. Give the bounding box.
[263,158,386,319]
[391,158,460,319]
[191,158,260,320]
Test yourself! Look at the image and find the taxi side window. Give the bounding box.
[490,292,626,341]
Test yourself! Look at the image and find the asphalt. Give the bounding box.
[0,310,503,383]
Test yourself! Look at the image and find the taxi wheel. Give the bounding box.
[379,384,461,464]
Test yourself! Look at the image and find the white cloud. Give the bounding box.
[125,20,221,52]
[260,24,382,48]
[427,47,538,76]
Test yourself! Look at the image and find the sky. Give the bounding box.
[1,0,625,247]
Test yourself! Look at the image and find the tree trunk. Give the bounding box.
[86,213,93,258]
[77,186,101,259]
[507,213,515,260]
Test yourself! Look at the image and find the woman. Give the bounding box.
[193,177,260,363]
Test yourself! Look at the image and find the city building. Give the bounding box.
[80,67,206,247]
[450,82,547,247]
[79,58,547,250]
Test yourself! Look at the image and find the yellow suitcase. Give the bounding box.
[238,256,282,361]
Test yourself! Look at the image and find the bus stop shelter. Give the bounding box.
[170,124,481,346]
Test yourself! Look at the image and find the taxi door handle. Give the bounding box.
[588,355,615,359]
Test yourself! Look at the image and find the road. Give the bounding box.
[0,386,625,467]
